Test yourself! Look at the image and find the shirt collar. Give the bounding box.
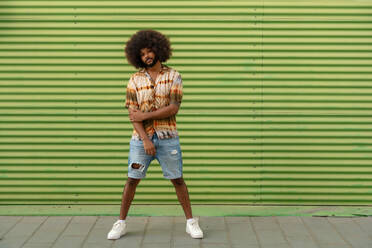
[139,64,169,75]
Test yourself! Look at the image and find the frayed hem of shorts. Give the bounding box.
[164,175,183,180]
[127,174,145,179]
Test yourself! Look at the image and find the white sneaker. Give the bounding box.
[107,220,127,240]
[186,217,203,238]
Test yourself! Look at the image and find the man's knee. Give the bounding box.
[171,177,185,187]
[127,176,141,186]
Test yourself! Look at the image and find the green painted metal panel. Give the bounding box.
[0,0,371,206]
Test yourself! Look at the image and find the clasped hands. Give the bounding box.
[129,109,147,122]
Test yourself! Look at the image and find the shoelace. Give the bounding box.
[113,222,123,230]
[189,221,200,232]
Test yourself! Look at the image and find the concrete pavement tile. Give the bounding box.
[37,216,71,225]
[353,217,372,238]
[143,229,172,243]
[226,222,259,246]
[142,242,171,248]
[255,228,288,246]
[70,216,97,224]
[172,245,202,248]
[0,235,29,248]
[126,221,148,237]
[232,245,260,248]
[225,217,250,223]
[52,235,85,248]
[318,244,351,248]
[22,242,54,248]
[287,238,320,248]
[148,216,173,226]
[276,216,312,236]
[201,229,228,244]
[0,216,23,222]
[259,244,291,248]
[112,239,141,248]
[59,223,93,236]
[0,216,22,237]
[91,216,117,229]
[26,216,71,244]
[251,216,288,246]
[112,236,141,248]
[202,244,230,248]
[276,216,318,248]
[327,217,372,248]
[82,242,113,248]
[143,216,172,243]
[276,216,301,225]
[21,216,47,224]
[83,216,118,247]
[301,217,349,246]
[81,228,114,248]
[125,216,148,223]
[174,216,187,224]
[199,216,225,230]
[250,216,279,231]
[2,216,47,241]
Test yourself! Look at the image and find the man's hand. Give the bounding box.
[129,109,147,122]
[143,138,156,156]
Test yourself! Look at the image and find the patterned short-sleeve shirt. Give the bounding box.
[125,64,183,140]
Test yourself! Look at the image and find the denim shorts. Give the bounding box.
[127,132,183,179]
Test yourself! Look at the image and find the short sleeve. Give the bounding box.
[125,76,139,110]
[170,72,183,107]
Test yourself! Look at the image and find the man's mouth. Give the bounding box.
[146,58,153,63]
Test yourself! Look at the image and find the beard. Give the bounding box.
[143,56,158,68]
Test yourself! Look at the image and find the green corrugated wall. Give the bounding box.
[0,0,371,206]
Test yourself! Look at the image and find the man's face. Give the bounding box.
[140,47,158,68]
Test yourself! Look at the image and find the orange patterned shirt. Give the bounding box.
[125,64,183,140]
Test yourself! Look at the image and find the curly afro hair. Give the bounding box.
[125,29,173,69]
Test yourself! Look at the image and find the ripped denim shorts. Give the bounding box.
[127,132,183,179]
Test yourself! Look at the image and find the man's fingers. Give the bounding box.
[148,148,154,156]
[145,148,156,156]
[146,149,156,156]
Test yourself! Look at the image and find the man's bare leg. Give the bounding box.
[170,177,193,219]
[119,174,141,220]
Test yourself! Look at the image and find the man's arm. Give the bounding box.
[129,104,179,122]
[131,120,149,141]
[128,109,156,156]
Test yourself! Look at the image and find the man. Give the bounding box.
[107,29,204,240]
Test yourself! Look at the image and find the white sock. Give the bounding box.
[118,219,126,224]
[187,218,194,224]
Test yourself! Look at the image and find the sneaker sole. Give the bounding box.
[107,231,126,240]
[186,229,203,239]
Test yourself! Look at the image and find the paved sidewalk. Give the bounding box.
[0,216,371,248]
